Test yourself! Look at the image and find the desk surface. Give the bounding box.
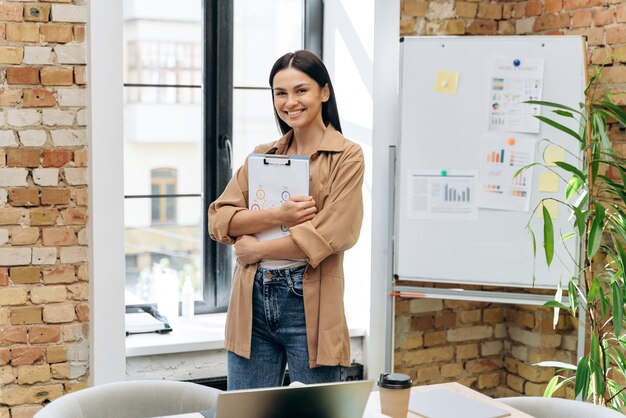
[159,382,533,418]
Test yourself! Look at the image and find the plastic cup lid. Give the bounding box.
[377,373,412,389]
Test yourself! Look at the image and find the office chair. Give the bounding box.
[33,379,220,418]
[499,396,624,418]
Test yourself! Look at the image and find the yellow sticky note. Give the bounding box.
[539,172,559,193]
[543,145,565,166]
[539,200,559,219]
[434,71,459,95]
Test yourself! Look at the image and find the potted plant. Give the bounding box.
[520,74,626,410]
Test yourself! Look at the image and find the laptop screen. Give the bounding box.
[214,380,374,418]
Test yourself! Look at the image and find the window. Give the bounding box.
[123,0,322,313]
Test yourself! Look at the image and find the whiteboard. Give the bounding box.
[395,36,586,289]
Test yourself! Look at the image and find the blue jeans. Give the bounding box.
[227,265,341,390]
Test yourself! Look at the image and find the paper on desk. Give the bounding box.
[408,389,510,418]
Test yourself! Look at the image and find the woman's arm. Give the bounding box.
[228,196,317,237]
[234,234,307,265]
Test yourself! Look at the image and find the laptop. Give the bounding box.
[211,380,374,418]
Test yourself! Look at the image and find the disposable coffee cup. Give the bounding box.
[378,373,412,418]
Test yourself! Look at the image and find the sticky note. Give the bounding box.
[539,172,559,193]
[539,199,558,219]
[543,145,565,166]
[434,71,459,95]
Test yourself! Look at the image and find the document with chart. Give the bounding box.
[407,169,478,220]
[248,154,310,241]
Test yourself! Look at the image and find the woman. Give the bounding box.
[209,50,364,390]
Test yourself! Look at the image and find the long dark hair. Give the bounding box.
[268,50,342,135]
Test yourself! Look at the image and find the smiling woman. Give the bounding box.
[208,50,365,391]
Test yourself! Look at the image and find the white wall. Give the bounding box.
[88,0,126,384]
[368,0,400,379]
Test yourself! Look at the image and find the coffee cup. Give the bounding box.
[378,373,412,418]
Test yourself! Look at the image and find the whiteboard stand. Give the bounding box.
[384,145,584,374]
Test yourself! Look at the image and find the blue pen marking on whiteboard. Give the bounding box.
[513,59,521,67]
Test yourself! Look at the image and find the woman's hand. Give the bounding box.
[234,235,261,265]
[276,196,317,227]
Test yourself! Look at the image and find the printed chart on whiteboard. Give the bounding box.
[488,56,544,133]
[478,134,536,212]
[407,170,478,220]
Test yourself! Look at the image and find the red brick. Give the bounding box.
[76,303,89,321]
[477,3,502,19]
[0,23,5,40]
[23,4,50,22]
[23,88,56,107]
[533,13,570,31]
[7,148,40,167]
[74,25,85,42]
[10,266,41,284]
[0,268,8,286]
[43,265,75,284]
[6,66,39,85]
[42,149,72,167]
[607,27,626,44]
[499,21,515,35]
[42,227,76,246]
[467,19,497,35]
[571,10,591,28]
[11,307,43,325]
[40,66,73,86]
[435,312,456,329]
[411,315,434,331]
[5,22,39,42]
[9,188,40,206]
[0,348,10,365]
[0,3,24,21]
[403,1,427,17]
[526,0,542,16]
[0,89,22,106]
[60,207,86,225]
[29,325,60,343]
[569,27,604,46]
[73,66,86,85]
[594,8,614,26]
[40,188,71,205]
[513,2,526,18]
[601,65,626,83]
[0,326,28,345]
[73,149,87,166]
[11,346,45,365]
[39,24,73,43]
[618,4,626,23]
[564,0,602,9]
[545,0,563,13]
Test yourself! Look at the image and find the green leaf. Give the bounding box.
[543,205,554,267]
[594,112,611,151]
[544,300,569,310]
[613,282,624,337]
[588,202,605,258]
[574,356,590,400]
[594,358,606,399]
[534,361,577,370]
[560,232,577,242]
[514,162,541,180]
[590,334,599,366]
[588,277,601,302]
[568,280,578,316]
[525,100,583,115]
[543,376,560,398]
[554,161,586,182]
[572,206,586,237]
[535,115,583,143]
[616,241,626,276]
[565,176,583,200]
[553,109,574,118]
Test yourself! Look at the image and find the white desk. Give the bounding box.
[159,382,532,418]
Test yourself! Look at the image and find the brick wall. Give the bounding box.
[397,0,626,399]
[0,1,88,417]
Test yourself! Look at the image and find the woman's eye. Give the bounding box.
[275,91,285,96]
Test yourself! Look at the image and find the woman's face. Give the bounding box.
[272,67,329,131]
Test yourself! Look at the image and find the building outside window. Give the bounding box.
[122,0,314,313]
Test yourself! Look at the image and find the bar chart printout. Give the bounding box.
[407,170,478,220]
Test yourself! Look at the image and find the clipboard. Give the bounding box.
[248,154,310,241]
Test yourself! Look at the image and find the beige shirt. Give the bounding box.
[208,125,364,367]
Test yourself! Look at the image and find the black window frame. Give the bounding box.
[202,0,324,313]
